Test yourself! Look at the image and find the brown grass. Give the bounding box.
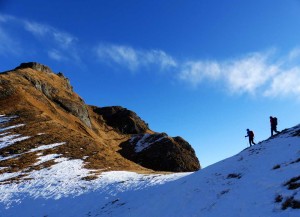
[0,68,153,179]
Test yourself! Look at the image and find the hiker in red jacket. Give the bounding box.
[245,129,256,147]
[270,116,280,136]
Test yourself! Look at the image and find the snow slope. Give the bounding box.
[0,114,300,217]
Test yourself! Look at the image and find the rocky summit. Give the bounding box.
[0,62,200,180]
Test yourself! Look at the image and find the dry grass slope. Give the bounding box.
[0,66,151,184]
[0,63,200,185]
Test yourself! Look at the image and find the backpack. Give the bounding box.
[250,131,254,137]
[274,117,278,126]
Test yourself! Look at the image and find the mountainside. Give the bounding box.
[1,62,299,217]
[0,62,200,175]
[0,116,299,216]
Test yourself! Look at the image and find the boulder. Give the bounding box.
[119,133,201,172]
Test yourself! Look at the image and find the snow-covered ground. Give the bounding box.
[0,115,299,217]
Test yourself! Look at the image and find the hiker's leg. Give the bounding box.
[271,127,274,136]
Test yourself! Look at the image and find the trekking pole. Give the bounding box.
[244,137,248,147]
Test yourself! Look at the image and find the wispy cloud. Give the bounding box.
[24,21,49,36]
[96,44,139,71]
[0,26,20,56]
[264,67,300,98]
[288,47,300,62]
[0,13,79,63]
[24,21,76,48]
[0,15,20,55]
[1,13,300,99]
[95,43,177,72]
[179,61,221,87]
[177,50,300,98]
[224,52,279,94]
[0,14,15,23]
[48,49,66,61]
[142,49,177,69]
[96,43,300,98]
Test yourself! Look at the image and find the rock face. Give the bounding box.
[15,62,52,73]
[14,62,91,128]
[93,106,149,134]
[94,105,201,171]
[119,133,201,172]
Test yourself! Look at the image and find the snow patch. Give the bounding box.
[33,154,62,166]
[0,153,20,161]
[0,142,66,162]
[0,115,30,149]
[36,133,45,136]
[0,132,10,136]
[0,115,18,124]
[0,134,31,149]
[133,134,167,153]
[0,124,25,132]
[134,134,152,152]
[29,142,65,152]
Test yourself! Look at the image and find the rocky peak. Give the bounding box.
[15,62,53,73]
[93,106,149,134]
[9,63,91,128]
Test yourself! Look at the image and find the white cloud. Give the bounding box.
[96,44,177,72]
[0,26,20,55]
[0,15,19,55]
[0,14,80,63]
[2,14,300,100]
[24,21,49,36]
[96,44,139,71]
[264,67,300,98]
[53,32,75,48]
[288,48,300,61]
[96,44,300,99]
[224,52,279,94]
[24,21,76,48]
[143,50,177,69]
[177,49,300,99]
[177,51,280,94]
[179,61,221,87]
[0,14,17,23]
[48,49,66,61]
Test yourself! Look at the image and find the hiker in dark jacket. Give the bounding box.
[245,129,255,147]
[270,116,279,136]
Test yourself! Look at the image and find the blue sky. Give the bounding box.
[1,0,300,167]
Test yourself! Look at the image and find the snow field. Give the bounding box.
[0,115,299,216]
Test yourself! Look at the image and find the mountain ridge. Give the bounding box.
[0,62,200,176]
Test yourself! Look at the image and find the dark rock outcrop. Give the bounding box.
[93,106,149,134]
[54,97,91,128]
[15,62,52,73]
[119,133,201,172]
